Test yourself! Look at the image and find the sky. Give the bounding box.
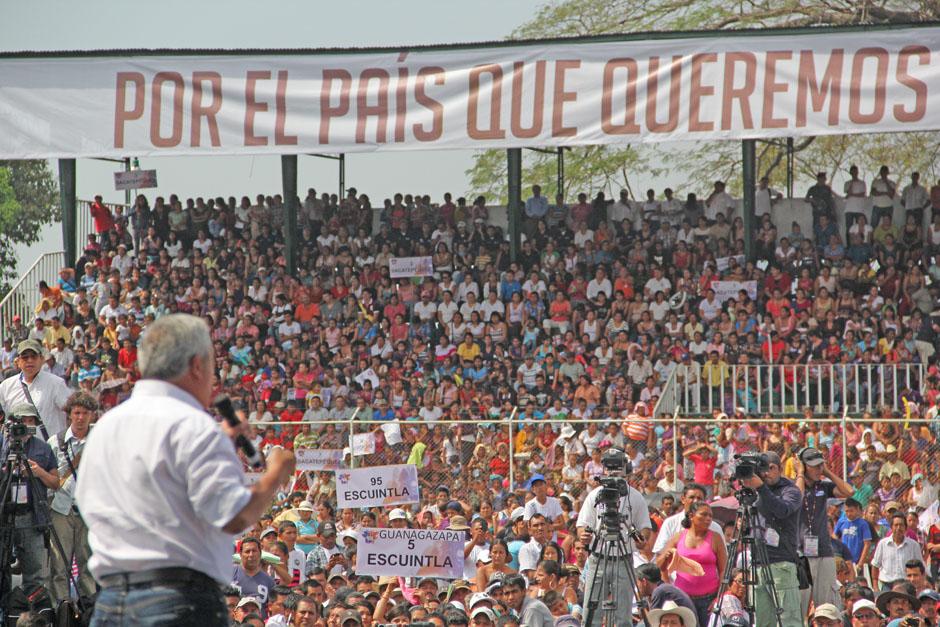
[2,0,547,274]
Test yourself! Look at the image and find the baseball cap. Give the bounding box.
[554,615,580,627]
[886,444,897,453]
[259,526,277,539]
[237,596,262,609]
[884,501,902,512]
[17,339,43,355]
[388,508,407,521]
[418,577,439,590]
[813,604,840,620]
[338,529,359,543]
[10,404,39,418]
[526,473,546,489]
[800,447,826,467]
[851,599,880,616]
[510,507,525,522]
[338,609,363,626]
[467,592,493,608]
[319,521,337,537]
[470,607,495,621]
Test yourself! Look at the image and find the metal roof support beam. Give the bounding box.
[58,158,77,267]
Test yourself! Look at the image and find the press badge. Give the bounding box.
[804,535,819,557]
[765,527,780,547]
[13,478,28,504]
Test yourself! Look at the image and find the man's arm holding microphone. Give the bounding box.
[218,399,296,534]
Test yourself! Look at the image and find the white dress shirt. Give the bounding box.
[75,380,251,583]
[871,535,924,585]
[0,370,70,436]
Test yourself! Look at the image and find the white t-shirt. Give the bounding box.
[523,496,564,522]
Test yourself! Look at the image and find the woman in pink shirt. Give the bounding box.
[657,502,727,627]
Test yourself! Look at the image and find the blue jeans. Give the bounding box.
[91,582,228,626]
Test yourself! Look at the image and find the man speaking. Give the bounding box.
[76,314,295,625]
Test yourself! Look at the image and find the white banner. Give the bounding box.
[2,27,939,158]
[357,527,464,579]
[114,169,157,190]
[389,256,433,278]
[351,432,376,456]
[711,280,758,304]
[295,448,345,472]
[336,464,419,509]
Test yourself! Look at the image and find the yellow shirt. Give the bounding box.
[43,325,71,350]
[457,342,480,362]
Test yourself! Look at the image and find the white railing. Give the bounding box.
[661,362,925,416]
[0,251,65,344]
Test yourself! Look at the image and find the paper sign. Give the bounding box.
[356,527,464,579]
[114,169,157,190]
[381,422,403,446]
[295,449,345,472]
[336,464,420,509]
[710,280,758,304]
[389,256,433,278]
[351,432,376,456]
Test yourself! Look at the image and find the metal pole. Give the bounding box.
[786,137,794,199]
[281,154,298,275]
[672,407,679,488]
[507,148,522,262]
[58,159,77,268]
[742,139,757,261]
[123,157,132,207]
[348,407,360,470]
[508,406,518,492]
[557,147,564,199]
[841,406,848,483]
[339,153,346,200]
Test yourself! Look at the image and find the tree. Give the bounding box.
[0,160,59,296]
[468,0,939,200]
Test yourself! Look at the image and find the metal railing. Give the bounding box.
[662,362,925,416]
[76,199,128,252]
[0,251,65,344]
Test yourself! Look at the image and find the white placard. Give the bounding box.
[381,422,403,445]
[3,28,940,158]
[389,256,434,278]
[351,432,376,456]
[336,464,419,509]
[114,169,157,190]
[710,280,758,304]
[295,448,345,472]
[357,527,464,579]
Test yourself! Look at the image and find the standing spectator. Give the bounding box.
[870,165,897,227]
[523,185,548,239]
[89,194,114,242]
[871,513,924,590]
[806,172,835,226]
[902,171,930,226]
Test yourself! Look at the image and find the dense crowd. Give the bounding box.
[3,165,940,626]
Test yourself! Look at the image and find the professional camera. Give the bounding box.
[2,414,36,455]
[732,452,769,480]
[592,448,637,536]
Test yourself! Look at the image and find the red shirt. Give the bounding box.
[90,201,114,234]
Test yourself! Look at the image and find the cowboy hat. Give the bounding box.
[646,601,697,627]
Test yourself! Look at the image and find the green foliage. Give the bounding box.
[0,160,59,295]
[469,0,939,200]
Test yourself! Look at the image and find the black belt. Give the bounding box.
[99,567,217,591]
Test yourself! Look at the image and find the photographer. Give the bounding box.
[48,391,98,603]
[796,447,854,615]
[0,404,59,593]
[576,448,651,627]
[737,451,803,627]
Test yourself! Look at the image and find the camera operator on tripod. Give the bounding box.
[576,447,651,627]
[796,447,854,615]
[0,404,59,595]
[735,451,803,627]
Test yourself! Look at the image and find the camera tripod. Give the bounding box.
[583,500,647,627]
[710,488,783,627]
[0,433,88,624]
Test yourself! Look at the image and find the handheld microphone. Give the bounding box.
[214,394,264,469]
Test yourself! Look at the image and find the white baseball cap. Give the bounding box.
[467,592,493,608]
[470,607,495,621]
[388,508,407,521]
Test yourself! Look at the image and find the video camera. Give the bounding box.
[595,448,632,498]
[732,452,769,480]
[2,414,36,455]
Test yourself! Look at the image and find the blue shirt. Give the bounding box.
[296,518,319,554]
[834,514,872,562]
[524,195,548,218]
[507,539,525,570]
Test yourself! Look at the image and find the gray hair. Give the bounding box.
[138,314,212,381]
